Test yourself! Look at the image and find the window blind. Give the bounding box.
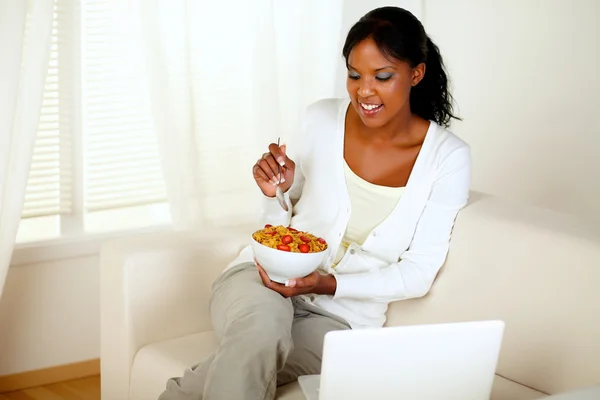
[21,0,73,219]
[22,0,168,220]
[83,0,166,212]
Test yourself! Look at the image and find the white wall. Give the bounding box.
[0,256,99,374]
[423,0,600,219]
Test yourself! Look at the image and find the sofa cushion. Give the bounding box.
[130,332,218,400]
[385,193,600,394]
[130,332,548,400]
[492,376,547,400]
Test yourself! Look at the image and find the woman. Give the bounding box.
[160,6,470,400]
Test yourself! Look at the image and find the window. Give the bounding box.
[17,0,171,244]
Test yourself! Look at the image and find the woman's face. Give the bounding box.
[346,38,424,129]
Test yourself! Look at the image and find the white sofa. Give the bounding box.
[100,191,600,400]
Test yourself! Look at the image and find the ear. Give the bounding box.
[412,63,426,86]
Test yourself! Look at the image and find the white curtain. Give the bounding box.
[0,0,55,298]
[139,0,345,228]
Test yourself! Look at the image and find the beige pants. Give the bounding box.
[158,263,350,400]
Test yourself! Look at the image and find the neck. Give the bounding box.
[353,105,416,142]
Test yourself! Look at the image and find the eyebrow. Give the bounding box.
[347,63,394,72]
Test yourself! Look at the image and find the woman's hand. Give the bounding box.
[252,143,295,198]
[256,263,337,297]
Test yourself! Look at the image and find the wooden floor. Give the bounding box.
[0,376,100,400]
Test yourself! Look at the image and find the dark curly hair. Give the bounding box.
[342,6,460,127]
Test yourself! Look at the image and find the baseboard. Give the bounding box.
[0,358,99,393]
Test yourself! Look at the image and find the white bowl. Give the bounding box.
[251,236,330,283]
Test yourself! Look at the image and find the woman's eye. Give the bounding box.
[376,73,393,81]
[348,73,360,80]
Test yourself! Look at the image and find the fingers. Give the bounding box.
[263,152,284,182]
[256,265,288,296]
[268,143,287,167]
[252,164,271,183]
[256,264,272,286]
[291,271,319,289]
[253,142,295,192]
[255,264,319,299]
[268,143,294,172]
[254,152,285,186]
[277,144,295,181]
[255,264,298,297]
[287,276,315,288]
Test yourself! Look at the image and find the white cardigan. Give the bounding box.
[229,98,471,329]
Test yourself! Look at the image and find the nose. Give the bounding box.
[357,79,375,99]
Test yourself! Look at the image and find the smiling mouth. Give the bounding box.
[359,102,383,114]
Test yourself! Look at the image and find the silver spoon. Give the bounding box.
[275,137,289,212]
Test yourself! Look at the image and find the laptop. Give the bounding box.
[298,320,505,400]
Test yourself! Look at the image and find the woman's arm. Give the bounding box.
[257,114,309,228]
[333,146,472,302]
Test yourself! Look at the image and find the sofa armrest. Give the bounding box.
[100,226,252,400]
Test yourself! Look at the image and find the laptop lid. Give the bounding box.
[317,320,505,400]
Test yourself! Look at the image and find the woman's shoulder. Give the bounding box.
[429,122,470,155]
[427,123,471,169]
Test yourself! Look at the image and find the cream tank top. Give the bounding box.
[333,161,405,265]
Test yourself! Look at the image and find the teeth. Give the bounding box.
[360,102,381,111]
